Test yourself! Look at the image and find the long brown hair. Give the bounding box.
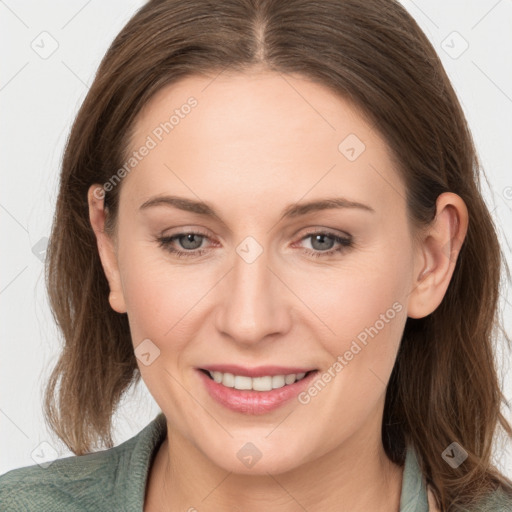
[43,0,512,508]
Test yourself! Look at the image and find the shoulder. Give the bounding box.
[0,441,126,511]
[468,486,512,512]
[0,413,167,512]
[427,484,512,512]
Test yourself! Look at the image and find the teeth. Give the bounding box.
[209,371,308,391]
[284,374,296,385]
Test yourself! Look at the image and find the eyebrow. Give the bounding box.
[139,195,375,221]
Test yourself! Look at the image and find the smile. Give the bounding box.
[203,369,310,391]
[196,367,319,415]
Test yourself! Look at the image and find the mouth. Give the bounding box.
[198,368,317,392]
[196,366,319,415]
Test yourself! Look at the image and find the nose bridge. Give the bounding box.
[215,234,290,343]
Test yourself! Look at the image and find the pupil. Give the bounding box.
[312,234,333,251]
[181,234,202,250]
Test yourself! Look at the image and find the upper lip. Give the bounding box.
[198,364,316,378]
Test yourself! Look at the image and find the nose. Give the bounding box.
[214,240,292,346]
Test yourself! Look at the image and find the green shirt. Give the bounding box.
[1,412,511,511]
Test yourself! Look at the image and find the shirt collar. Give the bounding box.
[400,442,429,511]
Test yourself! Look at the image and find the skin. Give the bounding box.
[88,70,467,511]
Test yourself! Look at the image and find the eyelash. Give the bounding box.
[156,229,353,259]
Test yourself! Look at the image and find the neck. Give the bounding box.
[145,414,404,512]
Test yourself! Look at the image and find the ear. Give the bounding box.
[407,192,469,319]
[87,184,127,314]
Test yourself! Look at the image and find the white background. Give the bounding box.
[1,0,511,478]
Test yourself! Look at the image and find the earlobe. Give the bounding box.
[407,192,469,319]
[87,184,127,314]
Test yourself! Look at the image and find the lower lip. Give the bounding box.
[197,369,318,415]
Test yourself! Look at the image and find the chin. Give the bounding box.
[202,438,312,476]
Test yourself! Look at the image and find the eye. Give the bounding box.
[157,230,211,258]
[156,229,354,259]
[295,230,353,258]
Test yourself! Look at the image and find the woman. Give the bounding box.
[1,0,511,510]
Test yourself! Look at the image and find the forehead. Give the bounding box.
[120,71,406,218]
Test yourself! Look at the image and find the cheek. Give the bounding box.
[292,265,409,437]
[302,250,409,336]
[117,239,222,358]
[286,252,410,450]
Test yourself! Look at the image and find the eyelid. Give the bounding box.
[158,226,351,245]
[294,226,352,241]
[156,226,354,260]
[292,228,353,256]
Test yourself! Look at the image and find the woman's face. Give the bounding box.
[96,70,423,474]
